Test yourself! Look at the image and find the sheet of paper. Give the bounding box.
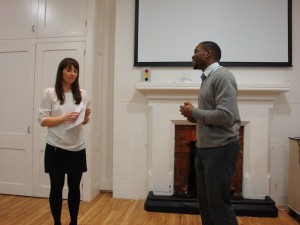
[66,101,91,130]
[86,101,92,109]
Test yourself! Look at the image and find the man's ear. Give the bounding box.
[205,51,211,58]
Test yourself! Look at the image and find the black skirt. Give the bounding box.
[44,143,87,173]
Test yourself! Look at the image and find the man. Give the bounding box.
[180,41,241,225]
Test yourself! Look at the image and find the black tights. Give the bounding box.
[49,173,82,225]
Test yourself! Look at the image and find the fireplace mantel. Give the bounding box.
[136,82,289,101]
[136,81,290,199]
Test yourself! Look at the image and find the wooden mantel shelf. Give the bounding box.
[136,82,290,101]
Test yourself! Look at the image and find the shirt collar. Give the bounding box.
[202,62,221,78]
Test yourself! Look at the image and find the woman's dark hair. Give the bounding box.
[55,57,82,105]
[201,41,222,62]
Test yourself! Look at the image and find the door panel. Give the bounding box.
[38,0,87,37]
[0,44,35,195]
[33,42,85,198]
[0,0,38,39]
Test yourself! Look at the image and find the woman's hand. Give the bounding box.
[41,111,78,127]
[83,108,91,125]
[85,108,91,117]
[64,112,79,122]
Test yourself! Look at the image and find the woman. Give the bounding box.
[38,58,91,225]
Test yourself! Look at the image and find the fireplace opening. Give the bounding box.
[174,125,244,198]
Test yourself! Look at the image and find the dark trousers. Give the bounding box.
[195,141,239,225]
[49,173,83,225]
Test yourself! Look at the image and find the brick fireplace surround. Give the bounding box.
[136,82,289,217]
[174,125,244,196]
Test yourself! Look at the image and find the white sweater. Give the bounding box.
[38,87,87,151]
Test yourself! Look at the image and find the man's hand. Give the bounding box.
[179,102,194,118]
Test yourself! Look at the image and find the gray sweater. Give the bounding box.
[191,67,241,148]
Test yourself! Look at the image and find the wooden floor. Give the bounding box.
[0,192,299,225]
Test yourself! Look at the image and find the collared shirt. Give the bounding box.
[202,62,222,79]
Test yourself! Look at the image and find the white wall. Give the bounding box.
[94,0,115,191]
[113,0,300,204]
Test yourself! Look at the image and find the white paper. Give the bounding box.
[66,101,91,130]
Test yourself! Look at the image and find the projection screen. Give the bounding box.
[134,0,292,67]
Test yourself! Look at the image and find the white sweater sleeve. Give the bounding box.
[38,88,55,125]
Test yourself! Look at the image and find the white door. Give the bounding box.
[33,41,86,198]
[0,44,35,196]
[38,0,87,38]
[0,0,38,39]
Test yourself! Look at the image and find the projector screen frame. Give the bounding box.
[134,0,292,67]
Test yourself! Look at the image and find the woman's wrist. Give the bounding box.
[82,116,90,125]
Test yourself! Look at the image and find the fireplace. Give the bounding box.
[136,82,289,217]
[174,125,244,197]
